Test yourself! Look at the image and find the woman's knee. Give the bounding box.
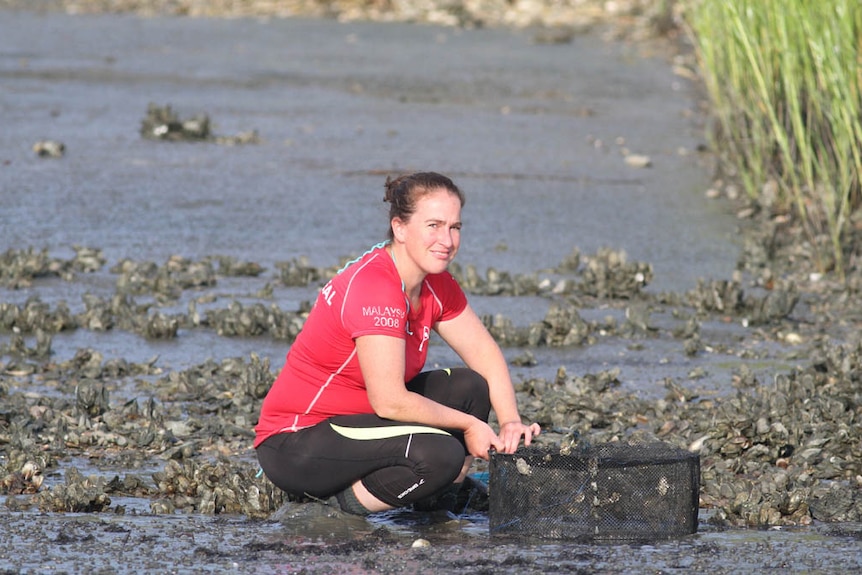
[362,433,466,506]
[450,368,491,420]
[410,434,465,485]
[457,367,490,396]
[411,367,491,420]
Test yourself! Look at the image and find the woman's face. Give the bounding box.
[393,187,462,276]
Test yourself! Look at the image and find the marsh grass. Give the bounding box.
[687,0,862,278]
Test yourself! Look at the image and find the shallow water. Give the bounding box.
[1,11,737,285]
[0,9,751,390]
[1,10,860,574]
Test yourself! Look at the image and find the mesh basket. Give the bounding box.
[489,442,700,541]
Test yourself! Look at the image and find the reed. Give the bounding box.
[687,0,862,278]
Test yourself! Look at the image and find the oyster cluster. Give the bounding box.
[0,250,313,344]
[450,247,653,300]
[0,235,858,531]
[0,246,104,288]
[34,467,112,513]
[528,348,862,526]
[1,461,43,495]
[141,103,260,145]
[1,343,284,517]
[151,458,284,517]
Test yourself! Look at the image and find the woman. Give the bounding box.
[255,171,540,515]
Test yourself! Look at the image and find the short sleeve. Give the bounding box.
[340,264,408,339]
[427,271,468,322]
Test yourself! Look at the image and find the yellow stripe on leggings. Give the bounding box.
[330,423,451,440]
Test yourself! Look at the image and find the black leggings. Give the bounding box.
[256,368,491,507]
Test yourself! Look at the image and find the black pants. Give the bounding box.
[256,368,491,507]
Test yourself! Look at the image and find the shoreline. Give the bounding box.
[0,0,676,39]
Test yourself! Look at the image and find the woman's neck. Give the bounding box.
[388,243,423,299]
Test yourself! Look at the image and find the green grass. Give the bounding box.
[686,0,862,279]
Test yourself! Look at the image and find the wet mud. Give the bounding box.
[1,6,862,574]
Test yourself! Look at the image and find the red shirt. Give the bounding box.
[254,245,467,447]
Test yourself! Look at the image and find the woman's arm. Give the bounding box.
[356,334,504,458]
[435,304,540,453]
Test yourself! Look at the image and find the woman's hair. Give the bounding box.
[383,172,465,240]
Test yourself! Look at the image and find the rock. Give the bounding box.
[624,154,651,168]
[32,140,65,157]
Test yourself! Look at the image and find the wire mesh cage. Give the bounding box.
[489,442,700,541]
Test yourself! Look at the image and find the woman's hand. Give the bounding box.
[464,419,505,459]
[497,421,541,454]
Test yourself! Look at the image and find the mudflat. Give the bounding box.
[1,7,861,574]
